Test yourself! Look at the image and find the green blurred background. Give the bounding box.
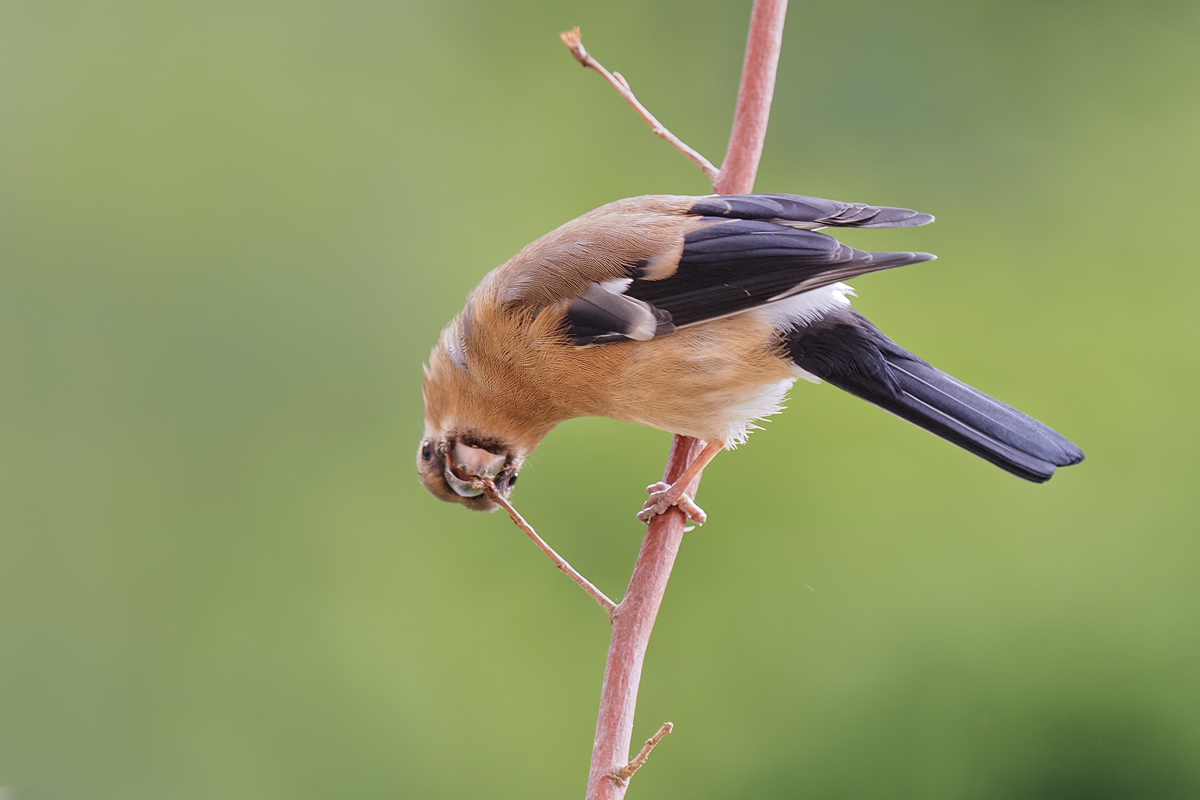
[2,1,1198,797]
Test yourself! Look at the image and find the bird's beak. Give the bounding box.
[444,442,507,498]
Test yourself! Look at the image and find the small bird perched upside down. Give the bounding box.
[418,193,1084,523]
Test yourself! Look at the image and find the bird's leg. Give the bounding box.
[637,440,725,525]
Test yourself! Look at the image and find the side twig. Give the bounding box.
[560,27,720,181]
[481,482,617,618]
[612,722,674,786]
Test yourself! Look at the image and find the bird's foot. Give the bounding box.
[637,481,707,526]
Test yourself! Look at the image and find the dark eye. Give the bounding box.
[420,441,434,462]
[508,472,519,488]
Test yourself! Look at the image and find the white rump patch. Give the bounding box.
[758,282,857,383]
[760,282,855,326]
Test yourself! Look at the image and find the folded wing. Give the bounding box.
[566,194,935,345]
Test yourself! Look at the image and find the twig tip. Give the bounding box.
[560,26,589,65]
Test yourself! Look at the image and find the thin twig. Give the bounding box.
[560,27,720,181]
[611,722,674,786]
[481,481,617,618]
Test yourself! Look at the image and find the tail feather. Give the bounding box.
[785,308,1084,482]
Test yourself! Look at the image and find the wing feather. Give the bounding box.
[567,216,934,345]
[479,192,937,347]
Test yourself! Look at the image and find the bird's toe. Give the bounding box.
[637,483,706,526]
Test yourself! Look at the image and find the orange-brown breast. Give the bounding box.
[424,294,795,447]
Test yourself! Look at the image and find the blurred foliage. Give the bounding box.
[2,1,1198,798]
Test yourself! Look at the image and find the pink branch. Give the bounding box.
[715,0,788,196]
[565,4,789,796]
[585,436,708,799]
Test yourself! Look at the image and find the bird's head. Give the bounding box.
[418,315,555,512]
[416,428,525,512]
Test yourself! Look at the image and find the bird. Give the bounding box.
[417,193,1084,523]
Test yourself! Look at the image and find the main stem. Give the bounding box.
[715,0,787,196]
[585,436,706,798]
[583,2,788,798]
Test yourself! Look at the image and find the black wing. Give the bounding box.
[785,306,1085,482]
[565,194,935,345]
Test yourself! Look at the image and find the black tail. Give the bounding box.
[785,308,1084,482]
